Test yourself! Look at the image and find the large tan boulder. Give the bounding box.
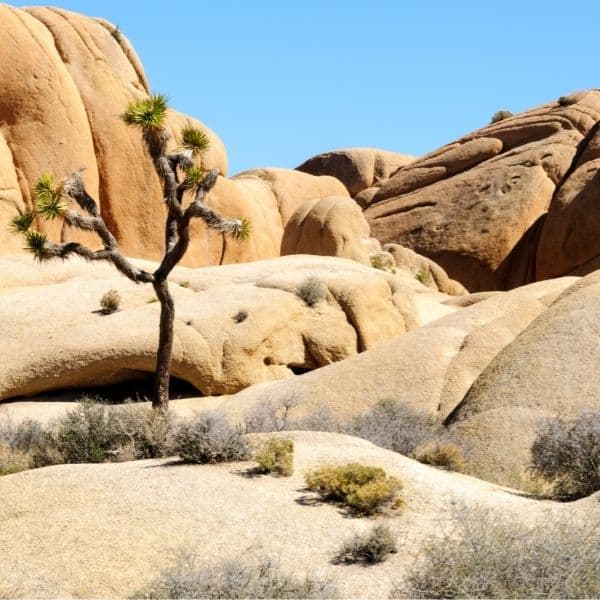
[384,243,467,295]
[0,255,421,401]
[232,168,349,225]
[281,196,374,264]
[201,278,574,427]
[364,91,600,291]
[296,147,415,196]
[447,273,600,486]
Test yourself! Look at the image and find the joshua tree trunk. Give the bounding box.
[12,94,249,412]
[153,277,174,410]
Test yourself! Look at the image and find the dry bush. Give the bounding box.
[118,404,175,459]
[243,396,298,433]
[254,437,294,476]
[0,442,31,476]
[413,441,465,472]
[346,399,433,456]
[529,411,600,499]
[390,506,600,599]
[244,396,339,434]
[172,411,249,464]
[134,551,337,599]
[99,289,121,314]
[296,276,327,307]
[33,398,127,465]
[334,524,398,564]
[305,463,403,516]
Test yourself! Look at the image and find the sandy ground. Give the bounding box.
[0,431,595,599]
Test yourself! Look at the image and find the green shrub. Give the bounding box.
[100,289,121,314]
[334,524,398,564]
[134,552,337,599]
[296,276,327,307]
[305,463,403,516]
[490,110,513,123]
[172,411,249,464]
[557,95,576,106]
[254,437,294,476]
[528,411,600,499]
[413,441,465,472]
[390,506,600,599]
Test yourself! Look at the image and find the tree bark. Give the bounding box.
[152,277,174,411]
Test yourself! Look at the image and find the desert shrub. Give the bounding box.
[99,289,121,314]
[0,416,44,454]
[557,95,576,106]
[305,463,403,516]
[490,110,513,123]
[0,442,31,476]
[334,524,398,564]
[296,276,327,307]
[32,398,128,466]
[413,441,465,472]
[528,411,600,499]
[254,437,294,476]
[288,405,339,432]
[118,404,175,459]
[243,396,298,433]
[390,506,600,599]
[346,399,433,456]
[244,396,339,434]
[134,552,337,599]
[172,411,249,463]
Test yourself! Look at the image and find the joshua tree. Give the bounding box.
[10,94,250,411]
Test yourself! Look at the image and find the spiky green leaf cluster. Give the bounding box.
[121,94,168,130]
[34,173,67,220]
[184,165,208,189]
[10,211,35,234]
[231,217,251,241]
[181,126,209,155]
[24,230,50,261]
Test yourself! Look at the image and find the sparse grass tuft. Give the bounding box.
[305,463,403,516]
[253,437,294,476]
[0,442,31,476]
[99,289,121,314]
[334,524,398,564]
[297,276,327,307]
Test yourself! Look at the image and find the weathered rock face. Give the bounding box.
[281,196,376,265]
[0,6,354,268]
[0,254,424,401]
[296,147,415,196]
[363,91,600,291]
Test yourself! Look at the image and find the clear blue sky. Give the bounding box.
[12,1,600,175]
